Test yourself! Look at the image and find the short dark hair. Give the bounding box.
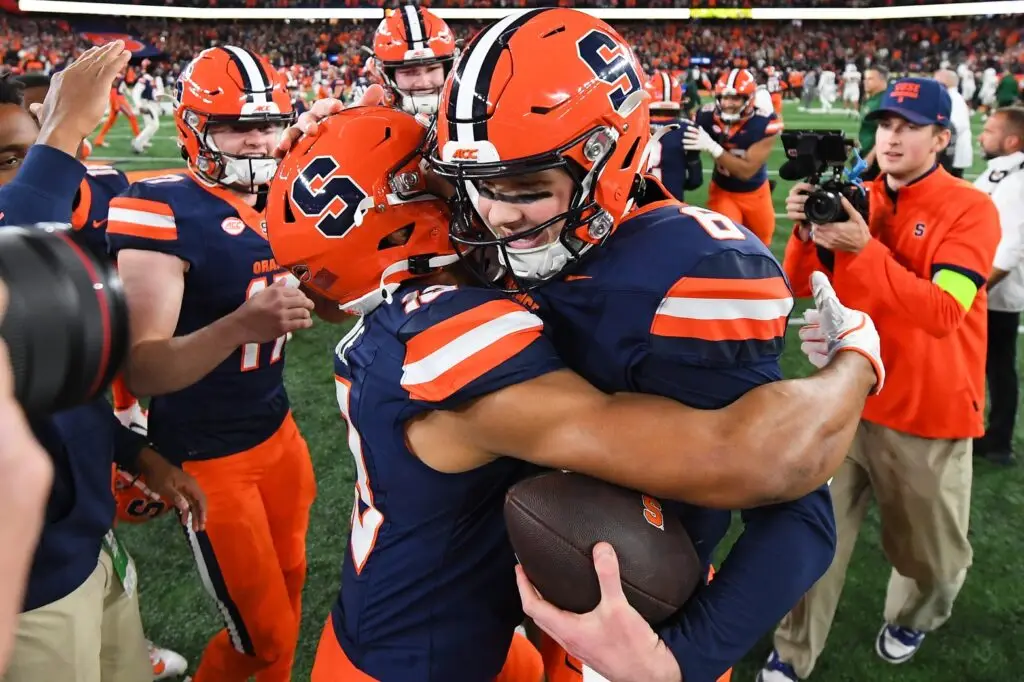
[995,106,1024,143]
[0,72,24,106]
[13,73,50,91]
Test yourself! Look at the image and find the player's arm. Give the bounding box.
[834,192,1001,338]
[712,133,776,181]
[115,249,251,396]
[410,354,874,509]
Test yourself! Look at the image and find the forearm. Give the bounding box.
[532,352,872,508]
[989,267,1010,289]
[126,314,244,396]
[714,152,761,181]
[659,491,836,682]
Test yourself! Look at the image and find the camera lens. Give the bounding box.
[804,190,845,224]
[0,225,129,415]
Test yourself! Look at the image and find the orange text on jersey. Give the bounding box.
[253,258,280,275]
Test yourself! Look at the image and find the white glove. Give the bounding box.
[683,124,724,159]
[799,271,885,394]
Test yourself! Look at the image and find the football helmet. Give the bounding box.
[174,46,295,193]
[373,5,458,116]
[265,107,455,316]
[431,8,650,291]
[714,68,757,123]
[113,468,171,524]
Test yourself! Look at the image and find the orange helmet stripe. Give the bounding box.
[446,8,551,144]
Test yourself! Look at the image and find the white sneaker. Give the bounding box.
[149,641,188,679]
[115,403,149,437]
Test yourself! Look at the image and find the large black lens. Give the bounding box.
[0,224,129,415]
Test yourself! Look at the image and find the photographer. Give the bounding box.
[760,78,1001,681]
[0,42,208,680]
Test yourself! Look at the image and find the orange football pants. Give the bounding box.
[183,412,316,682]
[541,566,732,682]
[708,180,776,247]
[311,614,544,682]
[93,91,140,144]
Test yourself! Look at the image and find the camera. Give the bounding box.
[0,224,129,415]
[780,129,869,224]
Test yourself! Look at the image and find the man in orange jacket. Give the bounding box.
[758,78,1001,682]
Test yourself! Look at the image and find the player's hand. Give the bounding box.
[810,195,871,253]
[682,124,724,159]
[800,271,884,394]
[274,84,387,158]
[136,448,208,532]
[517,543,682,682]
[232,277,315,343]
[785,182,814,222]
[34,41,132,158]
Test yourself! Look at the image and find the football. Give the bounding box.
[504,470,702,624]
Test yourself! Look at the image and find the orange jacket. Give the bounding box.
[784,166,1000,439]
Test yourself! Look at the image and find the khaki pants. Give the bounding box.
[774,420,973,679]
[3,549,152,682]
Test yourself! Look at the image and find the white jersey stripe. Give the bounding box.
[108,207,177,230]
[656,296,794,321]
[401,309,542,387]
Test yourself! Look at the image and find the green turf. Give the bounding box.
[103,103,1024,681]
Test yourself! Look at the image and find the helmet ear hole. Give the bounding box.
[379,224,414,250]
[619,138,640,171]
[283,197,297,224]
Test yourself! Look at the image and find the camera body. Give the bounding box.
[780,129,869,224]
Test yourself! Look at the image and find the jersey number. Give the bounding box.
[241,273,291,372]
[576,30,642,113]
[336,377,384,574]
[681,206,746,241]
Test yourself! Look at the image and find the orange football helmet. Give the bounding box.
[265,107,455,316]
[373,5,457,116]
[174,46,295,193]
[714,68,757,123]
[113,469,172,524]
[431,8,650,291]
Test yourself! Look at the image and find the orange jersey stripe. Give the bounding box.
[666,276,792,301]
[401,301,545,403]
[651,313,787,341]
[110,197,174,216]
[404,299,532,365]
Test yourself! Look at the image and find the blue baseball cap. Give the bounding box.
[864,77,952,127]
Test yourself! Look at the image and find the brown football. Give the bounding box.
[505,470,702,624]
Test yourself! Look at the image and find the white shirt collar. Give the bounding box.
[986,150,1024,172]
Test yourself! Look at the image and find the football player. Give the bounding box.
[106,47,316,682]
[266,104,880,682]
[643,70,702,202]
[431,10,857,682]
[842,63,862,116]
[686,67,781,245]
[371,4,457,115]
[93,68,140,148]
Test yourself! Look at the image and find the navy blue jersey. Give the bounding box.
[71,165,129,254]
[695,104,781,193]
[106,173,292,463]
[525,199,836,682]
[330,282,564,681]
[648,121,703,202]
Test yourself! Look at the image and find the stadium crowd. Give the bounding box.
[4,10,1024,88]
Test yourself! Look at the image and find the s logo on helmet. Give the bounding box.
[576,30,642,113]
[291,156,369,239]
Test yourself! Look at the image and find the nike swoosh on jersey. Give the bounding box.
[92,219,108,229]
